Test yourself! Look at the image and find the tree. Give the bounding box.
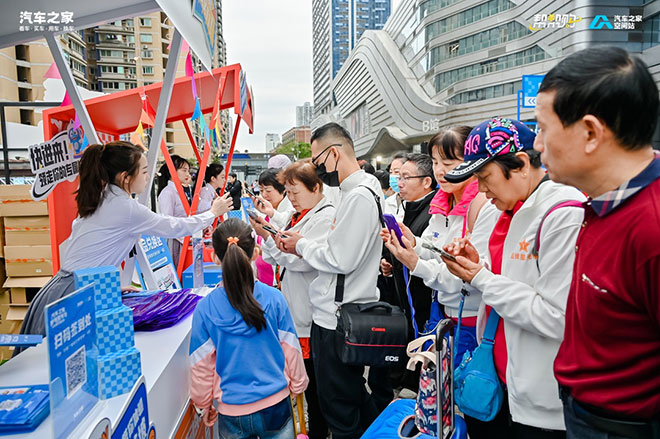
[272,141,311,160]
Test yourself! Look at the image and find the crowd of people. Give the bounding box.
[188,46,660,439]
[18,46,660,439]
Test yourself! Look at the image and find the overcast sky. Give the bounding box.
[223,0,402,153]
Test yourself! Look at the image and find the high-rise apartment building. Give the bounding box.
[312,0,391,117]
[265,133,281,152]
[296,102,314,127]
[0,4,228,160]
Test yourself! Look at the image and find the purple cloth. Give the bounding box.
[123,289,202,331]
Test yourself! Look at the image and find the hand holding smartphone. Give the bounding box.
[382,214,405,247]
[421,242,457,262]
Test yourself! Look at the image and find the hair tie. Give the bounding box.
[227,236,239,247]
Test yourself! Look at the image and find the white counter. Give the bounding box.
[0,292,208,439]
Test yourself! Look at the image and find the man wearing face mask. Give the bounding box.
[384,153,407,221]
[277,123,385,439]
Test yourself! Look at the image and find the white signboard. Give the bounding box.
[29,121,86,201]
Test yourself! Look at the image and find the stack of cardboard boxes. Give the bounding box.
[0,185,52,359]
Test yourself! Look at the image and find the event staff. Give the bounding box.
[19,141,232,341]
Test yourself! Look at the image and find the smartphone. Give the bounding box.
[382,214,405,247]
[245,187,257,198]
[262,224,288,239]
[246,208,260,221]
[421,242,457,262]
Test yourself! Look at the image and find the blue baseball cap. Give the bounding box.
[445,117,536,183]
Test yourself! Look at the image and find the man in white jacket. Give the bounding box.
[278,123,384,439]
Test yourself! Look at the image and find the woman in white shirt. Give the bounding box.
[20,141,232,340]
[251,159,335,439]
[157,155,196,267]
[198,163,226,213]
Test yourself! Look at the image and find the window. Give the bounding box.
[141,49,153,58]
[126,35,135,44]
[125,19,134,28]
[434,48,546,92]
[140,18,152,27]
[427,21,530,70]
[142,66,154,75]
[140,33,153,43]
[446,80,522,105]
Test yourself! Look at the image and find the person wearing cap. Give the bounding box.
[535,47,660,439]
[441,117,585,438]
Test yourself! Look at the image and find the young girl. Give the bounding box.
[189,219,308,438]
[157,155,196,266]
[19,141,232,340]
[198,163,225,213]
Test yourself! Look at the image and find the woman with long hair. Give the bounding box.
[19,141,232,341]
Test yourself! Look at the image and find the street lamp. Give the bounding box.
[376,155,382,170]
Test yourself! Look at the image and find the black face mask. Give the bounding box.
[313,144,341,187]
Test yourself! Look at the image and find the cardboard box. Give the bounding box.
[4,246,52,277]
[3,216,50,246]
[0,185,48,217]
[5,305,28,322]
[0,218,4,258]
[3,277,50,304]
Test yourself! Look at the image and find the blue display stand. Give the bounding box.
[182,262,222,288]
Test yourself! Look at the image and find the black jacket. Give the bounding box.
[382,190,436,334]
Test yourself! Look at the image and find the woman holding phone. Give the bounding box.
[250,160,334,439]
[441,118,585,438]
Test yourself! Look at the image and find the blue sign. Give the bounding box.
[45,284,98,439]
[135,235,182,291]
[0,334,42,347]
[522,75,545,108]
[111,377,153,439]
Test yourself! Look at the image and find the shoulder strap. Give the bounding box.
[334,186,384,305]
[532,200,584,257]
[466,194,487,235]
[481,309,500,345]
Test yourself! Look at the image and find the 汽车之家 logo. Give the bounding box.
[19,10,74,32]
[589,14,642,30]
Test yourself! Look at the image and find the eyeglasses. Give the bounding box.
[311,143,342,167]
[396,175,431,183]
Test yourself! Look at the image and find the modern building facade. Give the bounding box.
[265,133,281,152]
[312,0,392,117]
[281,126,312,145]
[296,102,315,127]
[331,0,660,160]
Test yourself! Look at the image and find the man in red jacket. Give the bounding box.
[534,46,660,438]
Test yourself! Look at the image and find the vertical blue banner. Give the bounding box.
[46,284,98,439]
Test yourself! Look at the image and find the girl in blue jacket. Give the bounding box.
[189,218,308,438]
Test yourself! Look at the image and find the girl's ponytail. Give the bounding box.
[212,218,266,331]
[76,141,143,218]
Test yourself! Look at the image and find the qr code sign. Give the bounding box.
[65,345,87,398]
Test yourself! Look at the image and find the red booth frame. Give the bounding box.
[42,63,254,277]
